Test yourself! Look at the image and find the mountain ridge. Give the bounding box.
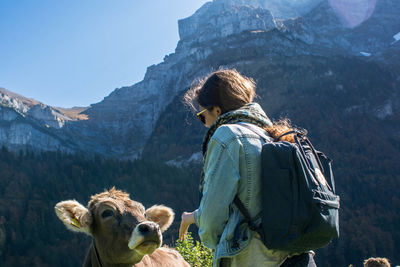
[0,0,399,158]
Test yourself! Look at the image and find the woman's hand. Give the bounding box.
[179,211,195,241]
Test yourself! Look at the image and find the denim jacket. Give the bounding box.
[194,123,289,266]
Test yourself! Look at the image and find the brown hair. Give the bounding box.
[184,69,303,143]
[184,69,256,114]
[363,257,391,267]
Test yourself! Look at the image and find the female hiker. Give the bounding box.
[178,69,316,267]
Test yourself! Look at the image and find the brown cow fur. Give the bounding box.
[83,245,189,267]
[55,188,189,267]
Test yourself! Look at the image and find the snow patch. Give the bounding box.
[360,52,371,57]
[391,32,400,44]
[375,101,393,119]
[335,84,344,91]
[166,152,203,168]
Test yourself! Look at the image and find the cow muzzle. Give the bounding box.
[128,221,162,254]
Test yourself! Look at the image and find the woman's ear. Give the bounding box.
[146,205,174,232]
[214,106,222,116]
[55,200,92,235]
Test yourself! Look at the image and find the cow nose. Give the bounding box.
[138,222,159,234]
[138,224,150,233]
[129,222,162,250]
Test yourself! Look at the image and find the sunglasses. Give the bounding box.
[196,108,208,124]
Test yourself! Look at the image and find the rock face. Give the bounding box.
[73,0,283,158]
[74,0,400,159]
[178,0,277,42]
[0,88,84,152]
[1,0,399,158]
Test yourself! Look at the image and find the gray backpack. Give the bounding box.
[233,123,340,253]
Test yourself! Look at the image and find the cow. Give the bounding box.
[55,187,190,267]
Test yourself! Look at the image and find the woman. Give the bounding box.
[179,69,316,267]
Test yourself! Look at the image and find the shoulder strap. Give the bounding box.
[232,196,264,249]
[275,130,297,142]
[233,196,259,231]
[233,196,251,224]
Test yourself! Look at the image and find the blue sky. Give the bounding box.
[0,0,209,108]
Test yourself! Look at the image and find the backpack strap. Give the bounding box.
[233,196,259,231]
[275,130,297,142]
[232,195,264,248]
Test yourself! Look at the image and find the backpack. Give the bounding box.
[233,123,340,253]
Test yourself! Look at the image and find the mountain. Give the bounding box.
[1,0,399,159]
[0,87,88,152]
[142,0,400,161]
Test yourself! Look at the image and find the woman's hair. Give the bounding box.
[184,69,303,143]
[183,69,256,114]
[265,118,306,143]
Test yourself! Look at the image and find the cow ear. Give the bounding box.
[55,200,92,235]
[146,205,174,232]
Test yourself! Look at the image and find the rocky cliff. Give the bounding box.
[63,0,293,158]
[71,0,400,159]
[0,88,86,152]
[1,0,399,158]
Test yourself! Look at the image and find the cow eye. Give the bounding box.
[101,210,114,218]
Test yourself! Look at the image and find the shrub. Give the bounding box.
[175,232,213,267]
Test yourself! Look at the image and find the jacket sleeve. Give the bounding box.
[194,136,241,249]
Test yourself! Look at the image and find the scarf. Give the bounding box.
[199,102,272,199]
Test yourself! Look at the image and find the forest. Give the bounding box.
[0,147,201,266]
[0,141,399,266]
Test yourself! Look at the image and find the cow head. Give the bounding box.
[55,188,174,265]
